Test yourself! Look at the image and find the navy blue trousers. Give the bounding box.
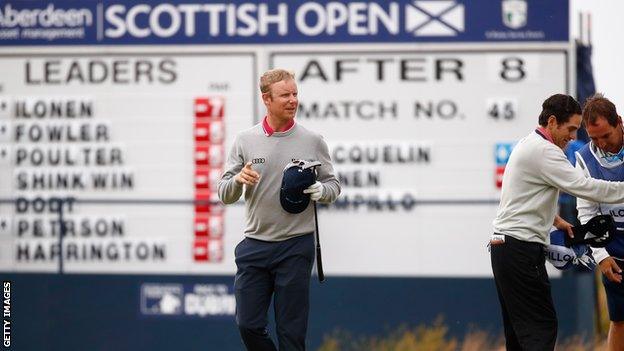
[603,260,624,321]
[234,233,315,351]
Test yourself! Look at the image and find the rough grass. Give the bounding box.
[317,319,608,351]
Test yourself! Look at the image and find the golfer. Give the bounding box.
[218,68,340,351]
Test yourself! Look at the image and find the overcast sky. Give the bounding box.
[571,0,624,108]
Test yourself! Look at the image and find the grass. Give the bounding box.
[317,318,608,351]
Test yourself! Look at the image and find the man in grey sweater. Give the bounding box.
[218,68,340,351]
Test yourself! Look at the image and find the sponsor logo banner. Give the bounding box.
[0,0,568,45]
[140,282,235,318]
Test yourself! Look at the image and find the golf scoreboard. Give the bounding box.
[0,0,570,277]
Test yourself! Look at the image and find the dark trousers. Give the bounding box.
[603,260,624,321]
[234,234,315,351]
[490,235,558,351]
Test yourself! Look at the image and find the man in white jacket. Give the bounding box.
[491,94,624,351]
[575,93,624,351]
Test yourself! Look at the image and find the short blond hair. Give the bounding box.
[260,69,295,94]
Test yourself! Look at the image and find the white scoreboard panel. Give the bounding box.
[0,54,255,273]
[273,49,568,277]
[0,48,570,277]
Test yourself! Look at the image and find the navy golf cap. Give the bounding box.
[280,160,321,214]
[567,214,615,248]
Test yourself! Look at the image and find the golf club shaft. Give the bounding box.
[313,201,325,282]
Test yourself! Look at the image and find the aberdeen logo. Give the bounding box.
[502,0,527,29]
[0,4,93,28]
[405,1,465,37]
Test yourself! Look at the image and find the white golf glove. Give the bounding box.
[303,181,323,201]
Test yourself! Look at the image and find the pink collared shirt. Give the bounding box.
[262,116,295,136]
[536,126,555,144]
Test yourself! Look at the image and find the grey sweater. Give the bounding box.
[493,131,624,245]
[218,123,341,241]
